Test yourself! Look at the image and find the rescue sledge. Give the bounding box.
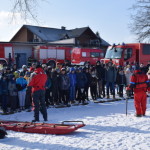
[0,120,85,135]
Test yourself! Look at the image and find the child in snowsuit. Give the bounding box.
[16,72,27,111]
[90,72,98,100]
[76,67,88,104]
[116,69,126,98]
[59,68,70,106]
[84,68,91,100]
[68,67,76,104]
[8,75,18,112]
[1,75,9,114]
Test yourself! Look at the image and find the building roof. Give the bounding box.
[11,25,110,46]
[24,25,89,42]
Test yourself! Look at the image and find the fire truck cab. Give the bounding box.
[102,43,150,66]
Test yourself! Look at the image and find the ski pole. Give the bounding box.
[126,98,128,116]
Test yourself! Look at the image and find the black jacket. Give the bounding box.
[96,65,105,80]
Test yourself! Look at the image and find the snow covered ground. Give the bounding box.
[1,97,150,150]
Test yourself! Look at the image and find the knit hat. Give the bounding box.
[19,72,24,77]
[22,65,27,69]
[61,68,66,71]
[70,67,75,72]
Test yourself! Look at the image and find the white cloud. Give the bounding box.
[0,11,33,41]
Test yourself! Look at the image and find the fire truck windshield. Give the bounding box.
[105,47,123,59]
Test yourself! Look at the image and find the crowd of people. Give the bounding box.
[0,60,150,117]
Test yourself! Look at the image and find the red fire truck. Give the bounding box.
[71,47,104,65]
[33,46,72,67]
[33,46,104,66]
[0,43,14,66]
[101,43,150,66]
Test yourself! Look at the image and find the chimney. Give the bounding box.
[61,26,66,30]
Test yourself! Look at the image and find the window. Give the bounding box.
[124,48,132,60]
[90,52,100,58]
[100,52,104,57]
[142,44,150,54]
[82,52,87,57]
[105,48,123,59]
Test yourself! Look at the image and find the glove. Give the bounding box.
[126,86,131,91]
[129,84,135,89]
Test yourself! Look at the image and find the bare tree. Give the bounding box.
[11,0,42,22]
[130,0,150,42]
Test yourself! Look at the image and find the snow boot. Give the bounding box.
[135,114,142,117]
[106,95,110,99]
[113,95,116,99]
[32,119,40,122]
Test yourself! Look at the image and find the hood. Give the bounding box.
[70,67,75,72]
[34,68,44,74]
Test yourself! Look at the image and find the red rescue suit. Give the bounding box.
[130,71,149,116]
[29,68,47,93]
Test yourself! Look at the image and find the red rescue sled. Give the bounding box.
[0,120,85,135]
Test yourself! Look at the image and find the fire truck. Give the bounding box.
[0,43,14,66]
[33,46,104,66]
[71,47,104,65]
[33,46,72,67]
[101,43,150,66]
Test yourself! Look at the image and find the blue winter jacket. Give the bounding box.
[76,72,87,88]
[68,72,76,87]
[16,77,27,91]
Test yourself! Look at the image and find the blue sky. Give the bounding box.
[0,0,136,44]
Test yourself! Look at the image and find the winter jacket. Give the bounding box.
[51,71,60,90]
[0,79,2,95]
[90,77,98,87]
[105,66,117,82]
[130,72,148,92]
[96,65,105,80]
[85,72,91,87]
[8,80,18,96]
[76,72,87,88]
[60,74,70,90]
[45,77,52,89]
[1,79,9,95]
[125,72,132,85]
[116,73,126,85]
[28,68,47,93]
[68,72,76,87]
[16,77,27,92]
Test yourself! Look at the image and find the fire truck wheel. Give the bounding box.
[47,60,56,68]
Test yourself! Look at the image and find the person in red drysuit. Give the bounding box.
[129,67,150,117]
[28,65,48,122]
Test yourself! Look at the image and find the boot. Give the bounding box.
[113,95,116,99]
[106,95,110,99]
[135,114,142,117]
[32,119,40,122]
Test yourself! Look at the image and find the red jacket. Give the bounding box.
[130,72,148,92]
[28,68,47,93]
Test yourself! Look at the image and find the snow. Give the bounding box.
[1,97,150,150]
